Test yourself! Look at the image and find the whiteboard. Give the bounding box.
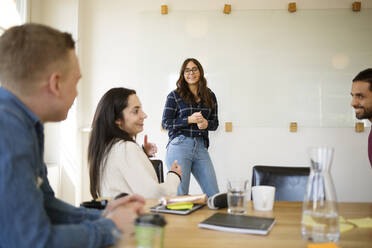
[134,9,372,128]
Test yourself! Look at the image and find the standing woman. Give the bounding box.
[88,87,182,199]
[162,58,219,197]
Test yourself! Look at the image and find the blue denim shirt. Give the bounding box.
[0,87,117,248]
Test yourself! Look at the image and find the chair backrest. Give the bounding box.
[150,159,164,183]
[251,165,310,201]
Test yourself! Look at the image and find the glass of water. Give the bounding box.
[227,178,249,215]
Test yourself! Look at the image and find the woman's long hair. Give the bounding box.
[176,58,215,108]
[88,87,136,199]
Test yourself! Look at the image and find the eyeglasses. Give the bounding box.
[184,67,199,74]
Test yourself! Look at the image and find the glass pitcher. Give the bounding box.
[301,147,340,243]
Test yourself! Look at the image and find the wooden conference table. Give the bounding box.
[118,200,371,248]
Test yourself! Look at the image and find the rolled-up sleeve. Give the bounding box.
[162,91,189,131]
[207,92,219,131]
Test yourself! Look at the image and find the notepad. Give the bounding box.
[150,203,204,215]
[198,213,275,235]
[346,217,372,228]
[338,216,354,233]
[166,202,194,210]
[307,243,339,248]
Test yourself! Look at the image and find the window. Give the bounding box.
[0,0,27,35]
[0,0,27,86]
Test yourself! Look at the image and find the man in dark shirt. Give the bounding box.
[350,68,372,168]
[0,23,144,247]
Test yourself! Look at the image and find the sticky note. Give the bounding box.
[302,215,326,227]
[166,202,193,210]
[307,243,339,248]
[304,216,354,233]
[346,217,372,228]
[339,223,354,233]
[338,216,347,223]
[337,216,354,233]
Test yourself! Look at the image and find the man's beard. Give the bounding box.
[355,107,372,120]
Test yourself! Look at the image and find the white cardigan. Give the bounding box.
[100,140,180,198]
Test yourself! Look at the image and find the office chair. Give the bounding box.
[150,159,164,183]
[251,165,310,201]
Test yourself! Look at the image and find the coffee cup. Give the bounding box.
[252,186,276,211]
[135,214,166,248]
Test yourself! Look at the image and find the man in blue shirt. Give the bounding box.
[0,23,145,247]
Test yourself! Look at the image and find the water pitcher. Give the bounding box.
[301,147,340,243]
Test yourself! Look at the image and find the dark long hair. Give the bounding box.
[176,58,215,108]
[88,87,136,199]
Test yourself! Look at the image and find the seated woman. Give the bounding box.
[88,87,182,199]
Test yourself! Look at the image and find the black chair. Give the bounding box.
[251,165,310,201]
[81,193,129,210]
[150,159,164,183]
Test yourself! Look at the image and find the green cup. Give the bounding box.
[135,214,166,248]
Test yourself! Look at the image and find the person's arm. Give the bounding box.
[142,134,157,157]
[44,189,103,223]
[161,91,189,131]
[207,91,219,131]
[0,113,116,248]
[114,142,180,198]
[39,165,103,224]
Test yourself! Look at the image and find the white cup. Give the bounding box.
[252,186,276,211]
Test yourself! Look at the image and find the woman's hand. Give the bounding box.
[197,116,208,130]
[188,111,208,129]
[170,160,182,178]
[188,112,202,124]
[143,135,157,157]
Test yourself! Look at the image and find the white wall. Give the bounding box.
[77,0,372,202]
[32,0,372,203]
[30,0,82,205]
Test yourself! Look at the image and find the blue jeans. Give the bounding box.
[165,135,219,197]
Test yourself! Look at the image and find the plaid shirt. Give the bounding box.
[161,89,218,148]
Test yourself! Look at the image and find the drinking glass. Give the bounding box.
[227,178,248,215]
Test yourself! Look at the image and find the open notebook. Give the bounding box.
[198,213,275,235]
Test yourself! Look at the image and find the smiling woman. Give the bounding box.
[88,87,182,199]
[162,58,220,197]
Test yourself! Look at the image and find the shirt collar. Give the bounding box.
[0,87,42,126]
